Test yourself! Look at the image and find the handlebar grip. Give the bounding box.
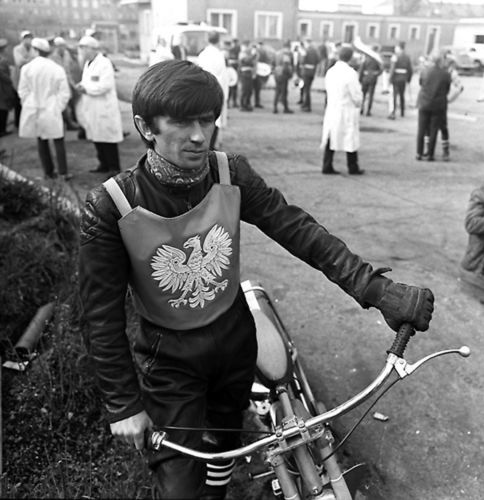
[387,323,415,357]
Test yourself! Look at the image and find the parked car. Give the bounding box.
[442,46,480,75]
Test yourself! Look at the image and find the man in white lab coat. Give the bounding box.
[18,37,71,180]
[76,36,123,173]
[197,31,229,149]
[321,45,364,175]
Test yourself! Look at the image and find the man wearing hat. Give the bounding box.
[0,39,16,137]
[12,31,35,127]
[75,35,123,173]
[18,37,72,180]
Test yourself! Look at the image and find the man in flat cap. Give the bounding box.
[18,37,72,180]
[75,35,123,174]
[12,30,35,128]
[0,39,16,137]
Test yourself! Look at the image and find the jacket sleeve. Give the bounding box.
[57,68,71,111]
[464,187,484,236]
[79,185,145,423]
[235,155,387,305]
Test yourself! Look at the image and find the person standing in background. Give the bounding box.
[197,31,229,149]
[321,45,364,175]
[238,41,256,112]
[358,49,382,116]
[388,41,413,119]
[300,39,321,112]
[12,30,35,128]
[75,36,123,174]
[18,38,71,180]
[272,40,294,114]
[0,39,16,137]
[415,54,450,162]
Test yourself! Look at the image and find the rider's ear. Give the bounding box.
[134,114,157,143]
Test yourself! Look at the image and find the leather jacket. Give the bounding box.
[79,151,386,423]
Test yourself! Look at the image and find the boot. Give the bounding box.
[442,140,450,161]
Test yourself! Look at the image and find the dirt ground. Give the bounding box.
[1,62,483,499]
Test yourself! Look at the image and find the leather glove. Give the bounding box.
[364,277,434,332]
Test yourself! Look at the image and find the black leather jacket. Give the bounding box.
[79,151,385,423]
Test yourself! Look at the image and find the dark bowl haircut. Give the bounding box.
[132,60,224,146]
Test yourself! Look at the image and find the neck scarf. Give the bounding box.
[146,148,209,187]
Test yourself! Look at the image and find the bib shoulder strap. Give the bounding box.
[103,177,132,217]
[214,151,231,186]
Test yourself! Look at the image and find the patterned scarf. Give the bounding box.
[146,148,209,187]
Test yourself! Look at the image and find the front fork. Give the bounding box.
[268,387,352,500]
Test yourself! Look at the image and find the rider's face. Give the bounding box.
[149,113,216,170]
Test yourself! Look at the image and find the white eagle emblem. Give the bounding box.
[150,224,232,309]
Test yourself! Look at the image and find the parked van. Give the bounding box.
[151,22,229,63]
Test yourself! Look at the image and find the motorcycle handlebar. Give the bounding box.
[147,324,468,462]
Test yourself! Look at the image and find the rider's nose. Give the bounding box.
[189,122,205,143]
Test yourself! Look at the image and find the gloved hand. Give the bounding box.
[363,277,434,332]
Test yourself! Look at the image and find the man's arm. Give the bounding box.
[235,155,433,331]
[79,187,145,424]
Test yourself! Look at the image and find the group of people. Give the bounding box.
[0,30,124,180]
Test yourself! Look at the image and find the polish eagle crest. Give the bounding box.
[150,224,232,309]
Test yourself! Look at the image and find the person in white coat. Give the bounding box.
[321,45,364,175]
[197,31,228,149]
[75,36,123,173]
[18,37,71,180]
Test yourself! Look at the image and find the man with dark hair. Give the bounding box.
[272,40,294,114]
[18,37,71,179]
[415,54,451,161]
[300,39,321,112]
[388,41,413,119]
[79,59,434,499]
[321,45,364,175]
[358,49,383,116]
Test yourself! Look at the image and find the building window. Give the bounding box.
[409,25,420,41]
[367,23,379,40]
[388,24,400,40]
[298,20,311,39]
[320,21,333,40]
[254,11,283,40]
[342,22,357,43]
[207,9,237,38]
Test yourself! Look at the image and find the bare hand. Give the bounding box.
[110,410,153,450]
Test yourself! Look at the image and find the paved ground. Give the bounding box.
[1,65,483,499]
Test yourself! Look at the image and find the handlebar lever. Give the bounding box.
[390,345,471,379]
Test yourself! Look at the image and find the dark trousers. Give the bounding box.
[417,109,446,158]
[239,71,253,110]
[301,73,315,110]
[273,76,290,111]
[94,141,120,172]
[37,137,68,178]
[14,92,21,128]
[361,80,377,114]
[228,85,237,107]
[322,139,359,173]
[140,293,257,499]
[0,109,8,134]
[253,75,263,106]
[392,80,406,116]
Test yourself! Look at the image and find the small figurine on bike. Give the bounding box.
[79,59,434,499]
